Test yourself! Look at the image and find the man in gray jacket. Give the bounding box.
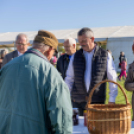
[2,33,29,67]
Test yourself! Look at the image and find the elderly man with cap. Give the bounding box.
[57,37,76,79]
[0,30,72,134]
[2,33,29,67]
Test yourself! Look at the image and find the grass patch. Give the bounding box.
[105,78,133,119]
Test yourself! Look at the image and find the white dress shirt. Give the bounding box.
[65,49,118,102]
[18,51,23,56]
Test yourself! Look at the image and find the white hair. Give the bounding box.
[64,37,76,49]
[15,33,29,44]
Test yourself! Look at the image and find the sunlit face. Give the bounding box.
[63,40,75,55]
[78,34,95,52]
[16,36,28,54]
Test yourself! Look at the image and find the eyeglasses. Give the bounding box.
[16,43,27,46]
[64,46,71,49]
[78,37,92,44]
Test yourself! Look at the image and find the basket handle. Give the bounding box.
[87,79,129,105]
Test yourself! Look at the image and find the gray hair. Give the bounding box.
[32,42,50,52]
[78,27,94,38]
[1,49,8,58]
[1,49,8,54]
[15,33,29,43]
[64,37,76,49]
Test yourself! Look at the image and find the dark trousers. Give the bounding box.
[72,101,104,116]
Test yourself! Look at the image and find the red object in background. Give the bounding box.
[121,61,127,71]
[132,41,134,52]
[84,110,87,126]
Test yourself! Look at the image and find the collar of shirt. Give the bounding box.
[25,48,49,62]
[83,46,95,56]
[18,51,23,56]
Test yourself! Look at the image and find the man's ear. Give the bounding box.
[47,47,52,55]
[73,44,76,48]
[27,43,30,46]
[44,47,52,61]
[91,37,95,42]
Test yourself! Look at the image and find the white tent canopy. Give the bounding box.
[1,26,134,43]
[0,25,134,71]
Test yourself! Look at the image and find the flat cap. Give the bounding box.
[34,30,58,50]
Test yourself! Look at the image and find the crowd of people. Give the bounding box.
[0,27,134,133]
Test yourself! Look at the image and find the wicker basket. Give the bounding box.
[86,80,131,134]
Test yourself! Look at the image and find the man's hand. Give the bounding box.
[108,102,115,105]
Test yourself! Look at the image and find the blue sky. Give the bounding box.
[0,0,134,33]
